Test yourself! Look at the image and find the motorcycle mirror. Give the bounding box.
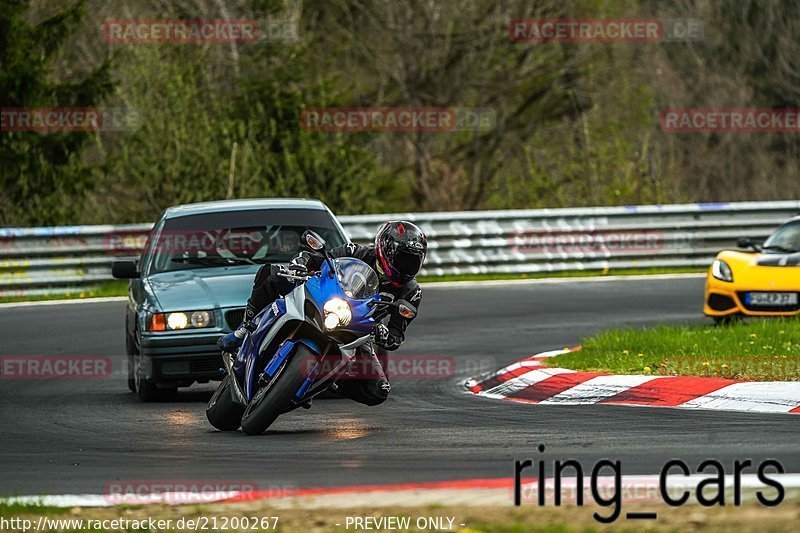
[396,299,417,319]
[302,230,326,251]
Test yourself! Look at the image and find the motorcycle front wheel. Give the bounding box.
[240,344,311,435]
[206,374,246,431]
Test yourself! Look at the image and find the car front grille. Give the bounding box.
[190,355,224,374]
[225,308,246,329]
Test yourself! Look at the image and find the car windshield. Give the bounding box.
[147,208,346,274]
[763,221,800,253]
[335,257,379,300]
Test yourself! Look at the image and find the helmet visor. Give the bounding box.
[393,249,424,277]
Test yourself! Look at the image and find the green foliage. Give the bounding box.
[0,0,113,226]
[91,1,391,223]
[4,0,800,226]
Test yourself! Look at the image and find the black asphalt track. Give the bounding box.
[1,276,797,496]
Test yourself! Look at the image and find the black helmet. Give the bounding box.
[374,221,427,285]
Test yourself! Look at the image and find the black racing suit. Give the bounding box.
[246,242,422,406]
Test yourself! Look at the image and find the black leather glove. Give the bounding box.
[372,323,401,350]
[372,323,390,346]
[287,255,309,276]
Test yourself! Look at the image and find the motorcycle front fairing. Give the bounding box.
[292,259,380,399]
[231,298,286,383]
[230,258,380,406]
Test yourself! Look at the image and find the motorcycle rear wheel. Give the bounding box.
[240,345,311,435]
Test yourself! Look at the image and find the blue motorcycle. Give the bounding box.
[206,231,416,435]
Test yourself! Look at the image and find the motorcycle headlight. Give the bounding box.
[711,259,734,282]
[323,298,352,329]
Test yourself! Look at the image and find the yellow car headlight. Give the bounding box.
[712,259,734,282]
[323,298,352,330]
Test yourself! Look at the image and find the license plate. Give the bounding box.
[746,292,799,307]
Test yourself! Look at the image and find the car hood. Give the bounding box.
[146,266,259,311]
[718,250,800,289]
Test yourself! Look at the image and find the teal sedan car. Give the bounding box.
[112,199,348,401]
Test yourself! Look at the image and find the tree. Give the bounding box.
[0,0,113,225]
[307,0,590,211]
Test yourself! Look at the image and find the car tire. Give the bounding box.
[132,332,177,402]
[206,374,246,431]
[240,345,310,435]
[713,315,741,326]
[125,327,136,393]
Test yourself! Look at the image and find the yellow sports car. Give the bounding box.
[705,216,800,322]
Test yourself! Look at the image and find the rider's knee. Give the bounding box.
[249,264,282,311]
[252,263,273,288]
[362,379,391,406]
[360,394,387,406]
[338,378,390,406]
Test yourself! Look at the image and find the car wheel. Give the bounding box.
[713,314,741,326]
[133,334,177,402]
[125,329,136,393]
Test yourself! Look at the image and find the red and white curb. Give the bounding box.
[466,348,800,415]
[7,475,800,508]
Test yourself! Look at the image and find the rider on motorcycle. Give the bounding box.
[217,221,427,406]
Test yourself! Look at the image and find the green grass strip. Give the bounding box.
[550,318,800,381]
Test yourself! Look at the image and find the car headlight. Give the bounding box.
[149,310,215,331]
[323,298,352,330]
[711,259,734,282]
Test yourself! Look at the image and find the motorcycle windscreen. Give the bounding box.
[335,257,380,299]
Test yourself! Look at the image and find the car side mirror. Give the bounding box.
[112,259,140,279]
[736,237,761,252]
[395,299,417,319]
[301,230,326,251]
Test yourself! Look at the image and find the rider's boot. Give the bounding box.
[217,302,258,353]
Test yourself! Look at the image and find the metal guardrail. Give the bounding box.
[1,201,799,295]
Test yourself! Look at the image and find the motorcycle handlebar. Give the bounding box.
[276,270,311,282]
